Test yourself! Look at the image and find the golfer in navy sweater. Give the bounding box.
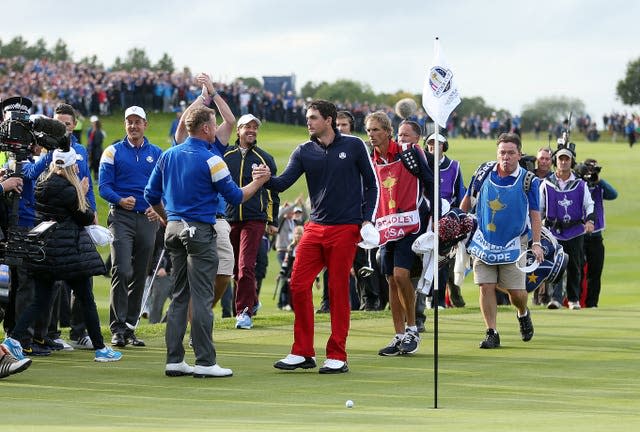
[145,106,270,378]
[269,100,378,374]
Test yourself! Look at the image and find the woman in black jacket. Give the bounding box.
[9,148,122,362]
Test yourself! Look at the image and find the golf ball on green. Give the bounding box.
[346,400,354,408]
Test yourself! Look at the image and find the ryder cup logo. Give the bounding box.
[146,156,154,163]
[429,66,453,98]
[338,152,346,159]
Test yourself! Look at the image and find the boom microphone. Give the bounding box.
[32,117,67,138]
[395,98,418,120]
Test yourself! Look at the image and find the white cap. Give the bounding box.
[124,106,146,120]
[52,148,78,168]
[426,133,448,144]
[237,114,261,127]
[555,148,574,160]
[293,207,303,213]
[90,115,99,123]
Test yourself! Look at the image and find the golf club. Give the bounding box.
[357,247,374,278]
[127,248,165,332]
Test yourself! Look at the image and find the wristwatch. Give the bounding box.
[532,242,542,247]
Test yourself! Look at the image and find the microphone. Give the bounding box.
[395,98,418,120]
[31,117,67,138]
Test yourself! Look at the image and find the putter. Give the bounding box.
[357,248,374,278]
[127,248,165,332]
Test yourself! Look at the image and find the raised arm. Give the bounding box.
[196,73,236,145]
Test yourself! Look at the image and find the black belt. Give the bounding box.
[110,204,146,215]
[216,214,226,219]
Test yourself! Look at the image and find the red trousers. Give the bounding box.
[289,222,360,361]
[229,220,265,316]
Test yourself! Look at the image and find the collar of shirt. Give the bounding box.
[124,136,148,148]
[373,139,400,164]
[557,172,576,189]
[492,162,519,178]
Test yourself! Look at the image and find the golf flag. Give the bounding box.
[422,38,461,129]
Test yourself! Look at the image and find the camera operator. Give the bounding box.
[0,98,53,354]
[8,148,122,362]
[539,146,595,310]
[576,158,618,308]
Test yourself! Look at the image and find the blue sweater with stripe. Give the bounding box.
[144,136,243,224]
[98,136,162,213]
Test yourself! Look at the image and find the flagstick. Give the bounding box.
[423,35,460,410]
[432,119,440,410]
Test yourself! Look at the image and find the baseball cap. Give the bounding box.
[52,148,79,168]
[90,115,99,123]
[426,133,448,144]
[237,114,261,128]
[555,148,574,159]
[124,106,146,120]
[293,207,303,213]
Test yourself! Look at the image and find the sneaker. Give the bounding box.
[0,347,32,378]
[547,300,562,309]
[568,301,581,310]
[235,308,253,329]
[479,329,501,349]
[34,337,64,351]
[70,336,93,350]
[2,337,26,361]
[125,333,146,347]
[252,302,262,315]
[274,354,317,370]
[165,361,194,377]
[193,364,233,378]
[95,346,123,362]
[399,329,420,354]
[517,309,534,342]
[53,338,74,351]
[111,333,126,347]
[22,342,52,357]
[416,322,426,333]
[378,335,402,356]
[319,359,349,374]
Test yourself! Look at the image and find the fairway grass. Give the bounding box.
[3,305,639,431]
[2,115,639,430]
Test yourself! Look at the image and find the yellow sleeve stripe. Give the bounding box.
[100,145,115,165]
[207,155,231,182]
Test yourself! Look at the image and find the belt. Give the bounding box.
[216,213,226,219]
[110,204,146,215]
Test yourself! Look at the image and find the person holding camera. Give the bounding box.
[539,146,595,310]
[8,148,122,362]
[577,159,617,308]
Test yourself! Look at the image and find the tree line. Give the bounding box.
[2,35,637,130]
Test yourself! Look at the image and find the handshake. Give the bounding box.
[251,164,272,184]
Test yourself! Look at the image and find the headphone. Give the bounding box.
[551,141,576,168]
[337,110,355,132]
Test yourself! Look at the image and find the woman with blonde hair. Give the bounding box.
[6,148,122,362]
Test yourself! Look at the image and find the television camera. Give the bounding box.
[574,160,601,187]
[0,97,68,319]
